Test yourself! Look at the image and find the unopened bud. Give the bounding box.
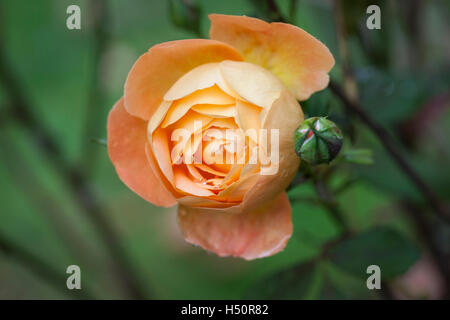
[294,117,343,165]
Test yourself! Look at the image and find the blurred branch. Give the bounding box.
[313,178,349,233]
[169,0,203,37]
[333,177,359,195]
[0,3,147,299]
[0,129,104,275]
[312,176,393,299]
[0,232,95,299]
[329,80,450,224]
[333,0,358,101]
[267,0,287,22]
[81,0,109,175]
[288,0,299,24]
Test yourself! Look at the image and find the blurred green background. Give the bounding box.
[0,0,449,299]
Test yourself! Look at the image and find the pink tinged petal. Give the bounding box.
[178,192,293,260]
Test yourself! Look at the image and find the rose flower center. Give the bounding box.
[148,62,265,201]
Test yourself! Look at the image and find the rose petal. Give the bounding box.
[210,14,335,100]
[174,167,215,197]
[164,62,240,101]
[186,164,204,181]
[125,39,242,120]
[235,99,261,144]
[148,100,172,135]
[178,192,292,260]
[195,164,227,177]
[242,90,303,210]
[192,104,236,118]
[220,60,284,109]
[107,98,176,207]
[162,85,235,128]
[217,173,259,202]
[151,128,174,184]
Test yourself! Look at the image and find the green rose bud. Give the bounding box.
[294,117,343,165]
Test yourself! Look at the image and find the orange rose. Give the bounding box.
[107,14,334,260]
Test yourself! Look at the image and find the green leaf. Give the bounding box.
[329,227,420,279]
[244,261,319,299]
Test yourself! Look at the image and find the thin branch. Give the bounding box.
[288,0,299,24]
[81,0,109,175]
[267,0,288,22]
[0,130,104,275]
[0,232,95,299]
[312,178,393,300]
[333,0,358,101]
[329,80,450,224]
[313,179,349,233]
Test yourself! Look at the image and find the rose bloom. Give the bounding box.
[108,14,334,260]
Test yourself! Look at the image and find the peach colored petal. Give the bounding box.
[183,132,203,164]
[164,63,240,101]
[242,91,303,210]
[206,117,238,130]
[192,104,236,118]
[177,196,238,208]
[217,173,259,202]
[148,100,172,136]
[161,85,235,128]
[125,39,243,120]
[195,164,227,177]
[221,164,243,186]
[145,143,181,199]
[171,110,213,134]
[210,14,335,100]
[178,192,292,260]
[151,128,174,184]
[174,167,215,197]
[186,164,205,181]
[107,98,176,207]
[219,60,284,109]
[235,100,261,131]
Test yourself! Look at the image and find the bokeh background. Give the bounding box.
[0,0,449,299]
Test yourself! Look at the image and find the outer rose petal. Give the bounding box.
[107,98,176,207]
[178,192,292,260]
[241,90,303,210]
[209,14,335,101]
[124,39,243,120]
